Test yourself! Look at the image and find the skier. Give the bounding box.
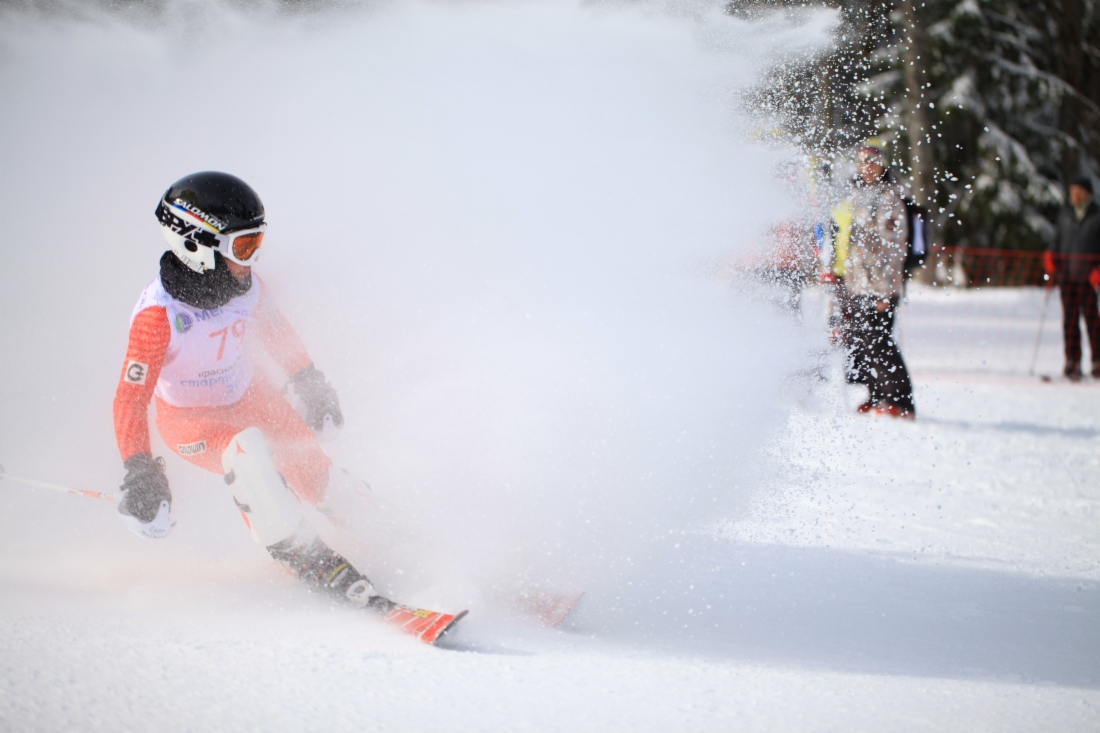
[113,172,383,611]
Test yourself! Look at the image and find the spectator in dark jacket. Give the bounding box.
[1045,176,1100,380]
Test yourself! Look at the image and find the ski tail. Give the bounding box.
[516,591,585,628]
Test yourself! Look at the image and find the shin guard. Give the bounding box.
[222,427,313,548]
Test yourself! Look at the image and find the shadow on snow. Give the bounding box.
[575,542,1099,689]
[919,416,1100,441]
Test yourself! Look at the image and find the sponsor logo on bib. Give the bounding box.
[174,312,193,333]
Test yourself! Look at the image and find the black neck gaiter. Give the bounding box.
[159,250,252,310]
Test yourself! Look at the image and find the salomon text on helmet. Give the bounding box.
[155,171,267,272]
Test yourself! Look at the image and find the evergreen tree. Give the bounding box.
[885,0,1099,250]
[730,0,1099,252]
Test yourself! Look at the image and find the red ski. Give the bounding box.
[370,597,468,645]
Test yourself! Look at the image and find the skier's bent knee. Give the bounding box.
[221,428,377,607]
[221,427,310,548]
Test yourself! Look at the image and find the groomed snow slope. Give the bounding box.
[2,365,1098,732]
[1,2,1097,730]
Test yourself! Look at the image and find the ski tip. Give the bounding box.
[425,609,468,646]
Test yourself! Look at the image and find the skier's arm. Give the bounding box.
[113,306,173,539]
[255,285,313,377]
[255,283,343,431]
[113,306,170,461]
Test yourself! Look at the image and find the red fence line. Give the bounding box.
[938,246,1100,288]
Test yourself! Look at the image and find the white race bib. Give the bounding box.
[132,277,262,408]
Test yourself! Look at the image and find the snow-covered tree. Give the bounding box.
[885,0,1100,250]
[731,0,1099,251]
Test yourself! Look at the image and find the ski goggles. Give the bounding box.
[156,200,267,265]
[215,224,267,265]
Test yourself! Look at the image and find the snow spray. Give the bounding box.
[0,1,837,619]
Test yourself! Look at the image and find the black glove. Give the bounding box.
[118,453,171,523]
[289,364,344,431]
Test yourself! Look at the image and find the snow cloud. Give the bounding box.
[0,1,833,611]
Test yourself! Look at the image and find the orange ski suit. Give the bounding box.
[113,277,331,505]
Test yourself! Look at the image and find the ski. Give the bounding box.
[368,596,468,645]
[515,591,584,628]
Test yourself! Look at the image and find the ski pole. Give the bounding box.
[0,464,116,501]
[1028,286,1054,377]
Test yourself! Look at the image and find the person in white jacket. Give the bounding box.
[842,139,916,418]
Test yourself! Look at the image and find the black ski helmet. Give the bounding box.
[155,172,266,272]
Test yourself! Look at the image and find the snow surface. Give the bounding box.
[2,305,1097,732]
[896,284,1068,377]
[1,2,1097,731]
